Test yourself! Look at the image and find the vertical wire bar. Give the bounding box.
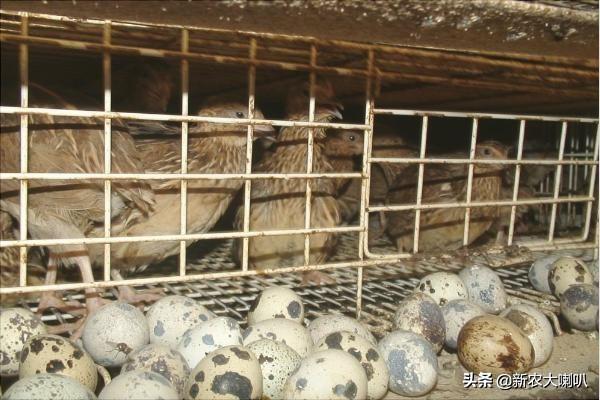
[412,116,429,253]
[18,14,29,286]
[102,22,112,281]
[566,133,575,224]
[357,49,374,318]
[507,120,525,245]
[241,38,257,272]
[462,118,479,246]
[548,121,568,242]
[303,45,317,265]
[580,123,599,241]
[179,28,189,277]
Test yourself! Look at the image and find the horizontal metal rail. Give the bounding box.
[369,157,598,166]
[0,172,363,181]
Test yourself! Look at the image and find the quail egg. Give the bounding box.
[282,349,368,400]
[146,295,214,347]
[3,373,96,400]
[308,314,376,345]
[315,330,389,400]
[247,339,302,400]
[378,330,438,397]
[560,284,599,331]
[247,286,304,325]
[0,307,47,376]
[99,370,178,400]
[121,343,190,397]
[243,318,313,357]
[185,345,262,400]
[393,292,445,353]
[19,334,98,391]
[414,272,467,306]
[589,260,599,286]
[441,299,485,350]
[459,264,508,314]
[549,257,593,299]
[500,304,553,367]
[81,302,149,367]
[457,314,534,373]
[528,255,562,294]
[177,316,243,370]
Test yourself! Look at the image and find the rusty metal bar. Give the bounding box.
[179,28,189,277]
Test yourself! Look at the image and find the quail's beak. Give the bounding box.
[318,100,344,120]
[253,124,277,142]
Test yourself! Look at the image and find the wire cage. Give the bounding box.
[0,8,598,342]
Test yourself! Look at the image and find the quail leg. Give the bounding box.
[111,269,164,307]
[301,271,336,286]
[36,258,86,317]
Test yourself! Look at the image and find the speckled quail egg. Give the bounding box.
[99,370,178,400]
[3,373,96,400]
[185,345,262,400]
[500,304,553,367]
[121,343,190,397]
[243,318,313,358]
[247,339,302,400]
[528,255,562,293]
[560,284,599,331]
[308,314,376,345]
[247,286,304,325]
[147,295,215,347]
[393,292,445,353]
[457,314,534,374]
[378,330,438,397]
[589,260,599,286]
[441,299,485,350]
[0,307,47,376]
[549,257,593,299]
[459,264,508,314]
[282,349,368,400]
[414,272,467,306]
[177,316,243,370]
[81,302,149,367]
[19,334,98,391]
[315,331,389,400]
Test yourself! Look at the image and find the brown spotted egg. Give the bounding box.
[549,257,593,299]
[560,284,599,331]
[315,331,389,400]
[459,264,508,314]
[184,345,262,400]
[308,314,376,345]
[243,318,313,357]
[457,314,534,374]
[176,316,243,370]
[414,272,467,306]
[19,334,98,391]
[0,307,47,376]
[3,373,97,400]
[393,292,445,353]
[99,370,178,400]
[247,339,302,399]
[282,349,367,400]
[247,287,304,325]
[146,295,215,347]
[121,343,190,397]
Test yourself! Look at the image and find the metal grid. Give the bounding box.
[0,11,598,322]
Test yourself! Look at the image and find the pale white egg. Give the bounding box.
[0,308,47,376]
[3,373,96,400]
[459,264,508,314]
[243,318,313,357]
[99,370,178,400]
[441,299,485,350]
[247,339,302,399]
[247,286,304,325]
[414,272,467,306]
[393,292,445,353]
[308,314,376,345]
[549,257,593,299]
[528,255,561,294]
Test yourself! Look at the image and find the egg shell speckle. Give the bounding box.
[247,339,301,399]
[121,343,190,397]
[81,302,149,367]
[500,304,553,367]
[99,370,178,400]
[176,316,243,370]
[528,255,562,294]
[560,284,599,331]
[146,295,215,347]
[457,314,534,374]
[308,314,376,346]
[441,299,485,350]
[393,292,445,353]
[414,272,467,306]
[378,330,438,397]
[243,318,313,358]
[459,265,507,314]
[248,287,305,325]
[3,373,96,400]
[549,257,593,299]
[282,349,368,400]
[315,330,389,400]
[19,334,98,391]
[185,345,262,400]
[0,308,47,376]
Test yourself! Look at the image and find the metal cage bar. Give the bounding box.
[412,116,429,254]
[462,118,479,246]
[102,21,112,281]
[507,120,526,245]
[179,28,190,277]
[17,14,28,286]
[303,45,318,266]
[548,122,568,241]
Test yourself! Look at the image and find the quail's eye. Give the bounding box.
[236,111,244,118]
[348,135,356,141]
[483,148,491,156]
